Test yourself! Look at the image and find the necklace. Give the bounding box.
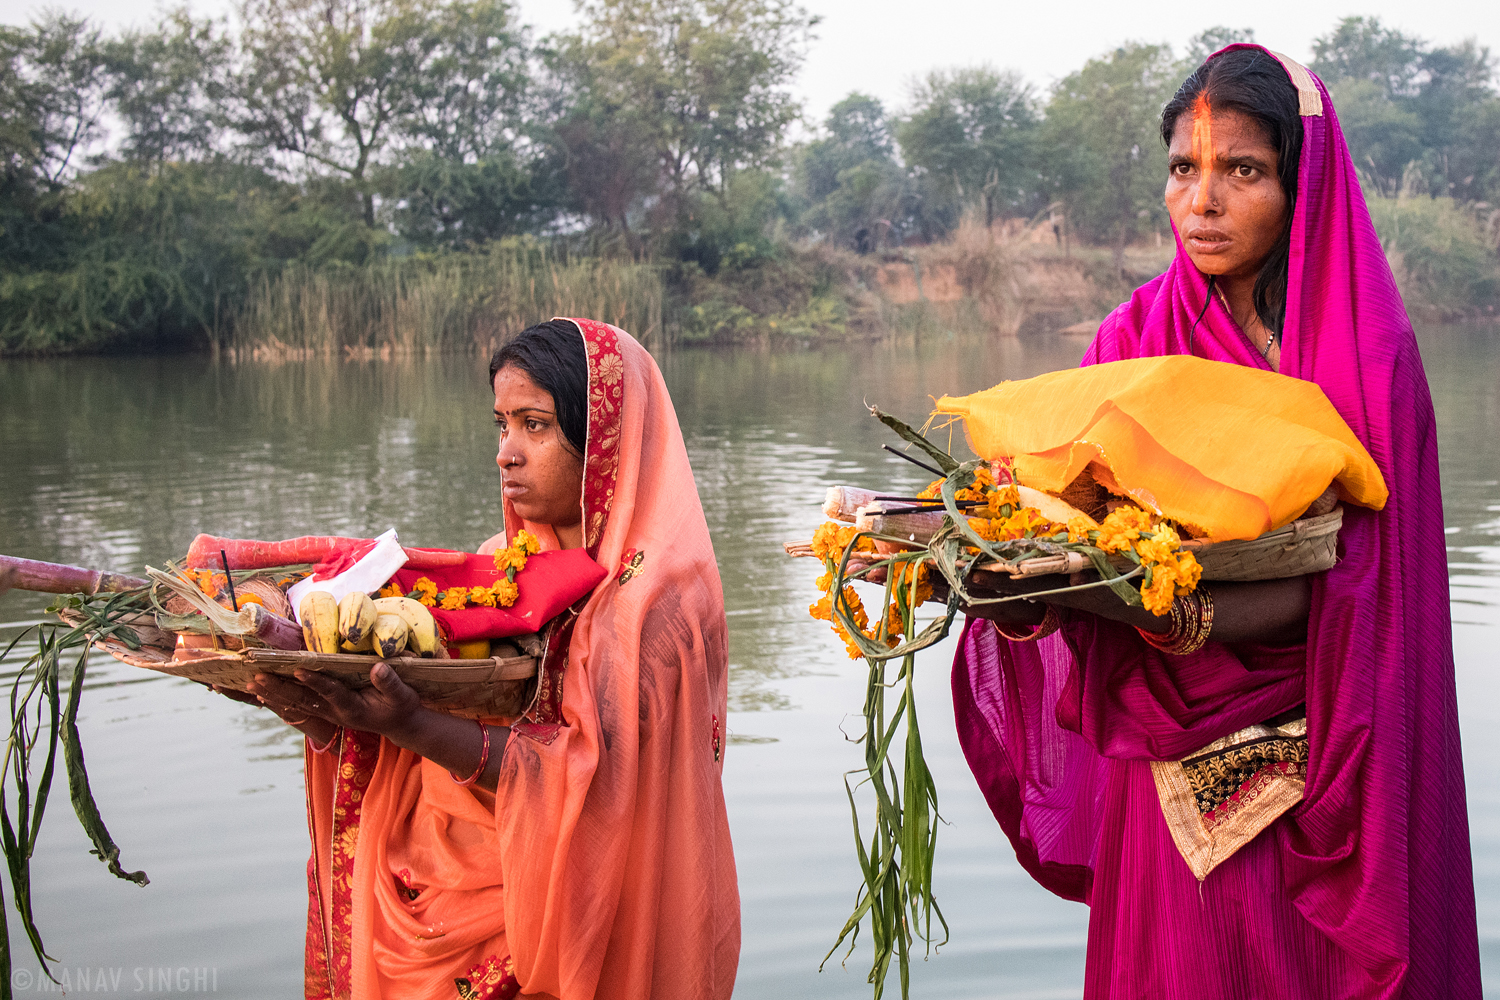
[1212,286,1276,358]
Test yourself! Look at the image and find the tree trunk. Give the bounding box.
[1113,219,1127,274]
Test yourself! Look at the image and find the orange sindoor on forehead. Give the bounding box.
[1190,92,1215,207]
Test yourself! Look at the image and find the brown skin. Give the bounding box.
[947,106,1310,644]
[229,365,587,791]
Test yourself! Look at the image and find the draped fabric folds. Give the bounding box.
[304,319,739,999]
[951,46,1480,999]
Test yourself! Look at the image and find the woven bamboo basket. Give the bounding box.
[1188,505,1343,580]
[77,618,539,720]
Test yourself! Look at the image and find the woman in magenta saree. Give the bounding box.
[952,46,1481,998]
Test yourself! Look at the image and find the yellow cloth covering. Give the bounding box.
[934,356,1388,541]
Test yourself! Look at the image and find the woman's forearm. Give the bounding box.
[388,709,509,793]
[1034,574,1311,645]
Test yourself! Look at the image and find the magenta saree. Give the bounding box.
[951,46,1481,998]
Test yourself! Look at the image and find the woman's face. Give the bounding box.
[493,365,585,534]
[1166,103,1288,281]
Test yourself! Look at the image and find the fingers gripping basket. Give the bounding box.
[73,617,539,721]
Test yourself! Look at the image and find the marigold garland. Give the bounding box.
[402,531,540,611]
[808,470,1202,655]
[809,522,935,657]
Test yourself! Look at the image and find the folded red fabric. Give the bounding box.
[391,550,606,643]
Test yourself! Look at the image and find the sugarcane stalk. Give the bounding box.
[0,555,148,597]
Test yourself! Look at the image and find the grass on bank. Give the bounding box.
[223,241,665,358]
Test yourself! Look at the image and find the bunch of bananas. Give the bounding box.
[298,590,442,658]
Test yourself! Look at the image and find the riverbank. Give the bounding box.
[4,199,1495,359]
[214,220,1176,360]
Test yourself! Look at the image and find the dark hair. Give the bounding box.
[1161,48,1303,337]
[488,320,589,455]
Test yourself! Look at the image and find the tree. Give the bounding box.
[0,13,109,191]
[552,0,815,238]
[798,92,893,203]
[1040,42,1176,270]
[1312,18,1499,199]
[1182,26,1255,68]
[792,93,915,250]
[1311,17,1425,97]
[896,66,1038,226]
[234,0,529,226]
[102,8,234,167]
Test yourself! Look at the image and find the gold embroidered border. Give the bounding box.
[1269,50,1324,116]
[1151,718,1308,881]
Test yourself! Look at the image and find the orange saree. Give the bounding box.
[303,319,739,999]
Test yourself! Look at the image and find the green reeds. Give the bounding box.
[225,240,666,357]
[819,411,1148,1000]
[0,592,151,996]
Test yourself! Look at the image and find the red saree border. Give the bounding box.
[454,953,521,1000]
[517,317,623,733]
[304,729,382,1000]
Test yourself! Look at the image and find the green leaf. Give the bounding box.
[869,406,960,474]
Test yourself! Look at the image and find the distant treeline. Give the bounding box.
[1,6,1496,354]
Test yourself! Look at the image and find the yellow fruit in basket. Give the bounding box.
[372,613,408,659]
[338,592,378,651]
[299,591,340,654]
[454,639,491,660]
[372,596,441,658]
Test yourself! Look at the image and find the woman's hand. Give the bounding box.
[245,663,423,743]
[245,666,510,791]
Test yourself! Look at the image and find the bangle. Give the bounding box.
[451,721,491,787]
[307,729,338,755]
[992,605,1061,642]
[1136,587,1214,655]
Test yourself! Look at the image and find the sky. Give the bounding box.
[4,0,1497,125]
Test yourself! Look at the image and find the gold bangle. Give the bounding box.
[1136,586,1213,655]
[992,605,1061,643]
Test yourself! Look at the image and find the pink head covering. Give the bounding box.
[951,45,1480,996]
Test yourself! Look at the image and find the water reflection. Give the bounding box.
[0,327,1496,998]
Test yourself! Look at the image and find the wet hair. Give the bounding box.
[488,320,589,455]
[1161,48,1303,337]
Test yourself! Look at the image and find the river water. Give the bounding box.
[1,327,1496,998]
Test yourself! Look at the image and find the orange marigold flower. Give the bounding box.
[968,517,1001,542]
[411,577,439,607]
[439,586,469,611]
[834,524,876,554]
[514,530,541,555]
[810,521,844,562]
[468,585,498,607]
[1066,515,1099,544]
[493,579,519,607]
[1172,552,1203,594]
[815,570,833,592]
[1141,565,1179,616]
[493,547,526,573]
[377,580,404,599]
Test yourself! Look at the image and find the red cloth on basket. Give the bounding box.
[391,550,605,642]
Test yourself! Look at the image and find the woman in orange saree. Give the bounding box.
[246,318,739,999]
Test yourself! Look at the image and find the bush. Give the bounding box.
[1366,193,1500,311]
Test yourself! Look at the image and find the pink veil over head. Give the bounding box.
[951,45,1480,998]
